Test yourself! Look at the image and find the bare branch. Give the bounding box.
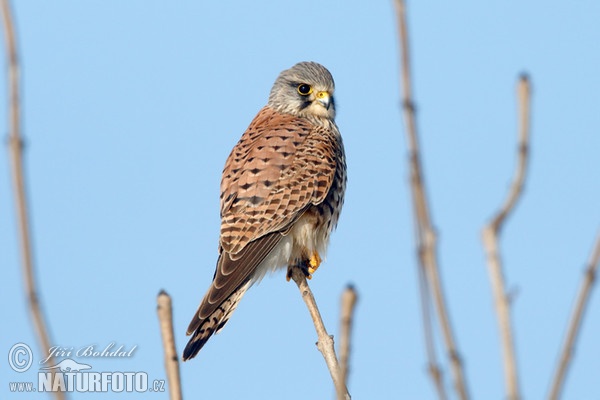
[482,74,531,400]
[339,285,358,390]
[488,75,532,232]
[289,267,351,400]
[1,2,64,399]
[418,266,448,400]
[547,232,600,400]
[394,1,469,398]
[157,290,182,400]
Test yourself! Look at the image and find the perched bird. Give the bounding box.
[183,62,346,361]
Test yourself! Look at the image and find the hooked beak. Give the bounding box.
[315,91,331,110]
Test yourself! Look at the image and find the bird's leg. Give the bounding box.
[286,251,321,282]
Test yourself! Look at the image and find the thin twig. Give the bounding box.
[482,74,531,400]
[339,285,358,390]
[418,266,447,400]
[1,2,64,399]
[394,1,469,399]
[547,232,600,400]
[157,290,183,400]
[289,267,351,400]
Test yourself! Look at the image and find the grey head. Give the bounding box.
[268,61,336,120]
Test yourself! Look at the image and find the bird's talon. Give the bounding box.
[308,252,321,275]
[286,253,320,281]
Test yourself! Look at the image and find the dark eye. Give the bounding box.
[297,84,312,96]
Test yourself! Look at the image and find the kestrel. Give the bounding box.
[183,62,346,361]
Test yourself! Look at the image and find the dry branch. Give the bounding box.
[394,1,469,399]
[289,267,351,400]
[157,290,182,400]
[547,232,600,400]
[1,2,64,399]
[418,266,447,400]
[482,74,531,400]
[339,285,358,389]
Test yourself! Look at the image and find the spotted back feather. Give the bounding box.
[220,106,342,256]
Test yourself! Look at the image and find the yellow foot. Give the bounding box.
[285,253,321,282]
[308,252,322,276]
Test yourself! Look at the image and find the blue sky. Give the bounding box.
[1,1,599,399]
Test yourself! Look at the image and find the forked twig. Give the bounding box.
[339,285,358,389]
[1,2,64,399]
[548,232,600,400]
[289,267,351,400]
[157,290,183,400]
[482,74,531,400]
[394,1,469,399]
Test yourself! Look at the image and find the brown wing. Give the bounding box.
[186,232,282,334]
[219,106,339,256]
[184,232,282,360]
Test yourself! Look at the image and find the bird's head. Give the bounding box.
[268,61,336,120]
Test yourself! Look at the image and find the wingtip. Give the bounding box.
[182,334,210,361]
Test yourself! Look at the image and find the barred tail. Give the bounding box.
[183,281,251,361]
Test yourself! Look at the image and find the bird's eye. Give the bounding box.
[297,84,313,96]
